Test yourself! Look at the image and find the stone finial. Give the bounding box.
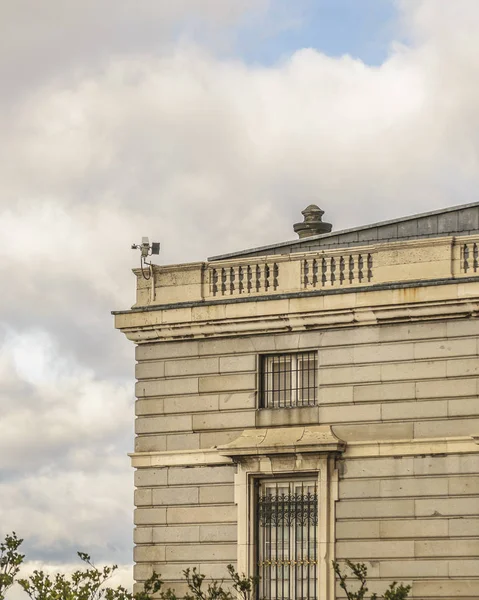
[293,204,332,239]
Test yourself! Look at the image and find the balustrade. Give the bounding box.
[302,252,373,288]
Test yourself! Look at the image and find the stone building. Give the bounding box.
[114,203,479,600]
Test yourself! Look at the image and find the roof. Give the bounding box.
[208,201,479,261]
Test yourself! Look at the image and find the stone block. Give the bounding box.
[353,381,415,402]
[165,544,236,562]
[380,477,448,497]
[133,527,153,544]
[319,403,381,424]
[379,518,448,539]
[136,399,164,416]
[338,480,380,499]
[335,520,380,539]
[414,417,479,438]
[447,357,479,377]
[167,465,236,486]
[198,373,256,394]
[136,361,165,380]
[378,322,446,343]
[134,488,152,506]
[136,341,199,361]
[199,524,237,542]
[336,499,414,519]
[415,497,478,517]
[416,377,477,398]
[414,337,477,359]
[317,386,354,404]
[340,457,414,479]
[448,397,479,417]
[448,559,479,577]
[166,433,200,451]
[134,545,166,562]
[152,526,200,543]
[381,399,447,421]
[198,562,238,580]
[199,485,234,504]
[135,414,192,434]
[353,343,414,365]
[153,487,199,506]
[163,395,219,414]
[446,318,479,338]
[167,505,237,524]
[192,411,255,431]
[200,430,243,448]
[381,360,446,382]
[318,347,354,367]
[320,364,379,386]
[320,327,379,348]
[333,422,414,442]
[448,475,479,495]
[134,508,167,525]
[379,559,448,578]
[219,355,257,373]
[165,357,219,377]
[336,540,414,559]
[135,468,167,488]
[414,454,479,476]
[219,392,256,410]
[198,337,259,357]
[256,407,319,428]
[133,564,154,581]
[449,518,479,537]
[135,435,167,452]
[136,377,198,398]
[415,539,479,557]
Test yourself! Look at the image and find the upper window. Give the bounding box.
[260,351,317,409]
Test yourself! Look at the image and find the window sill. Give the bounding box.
[256,405,319,428]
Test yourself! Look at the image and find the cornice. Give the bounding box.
[117,293,479,343]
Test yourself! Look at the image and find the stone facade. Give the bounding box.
[114,205,479,599]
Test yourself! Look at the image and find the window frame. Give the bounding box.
[260,351,318,409]
[255,476,319,600]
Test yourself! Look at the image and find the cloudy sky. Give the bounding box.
[2,0,479,594]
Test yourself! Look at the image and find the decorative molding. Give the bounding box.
[118,295,479,343]
[218,425,345,458]
[129,435,479,468]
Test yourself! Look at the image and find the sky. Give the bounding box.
[2,0,479,595]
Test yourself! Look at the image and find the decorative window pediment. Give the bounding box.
[218,425,345,459]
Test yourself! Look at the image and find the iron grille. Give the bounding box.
[261,352,317,408]
[257,480,318,600]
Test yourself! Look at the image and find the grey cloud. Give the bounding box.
[0,0,267,101]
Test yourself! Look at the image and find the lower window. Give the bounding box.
[256,478,318,600]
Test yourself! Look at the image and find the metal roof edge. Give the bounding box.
[208,200,479,261]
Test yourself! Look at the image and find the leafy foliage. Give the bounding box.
[0,532,25,600]
[333,560,411,600]
[2,533,410,600]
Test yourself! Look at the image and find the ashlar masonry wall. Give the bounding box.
[132,317,479,599]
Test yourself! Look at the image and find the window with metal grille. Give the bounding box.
[256,478,318,600]
[260,352,317,408]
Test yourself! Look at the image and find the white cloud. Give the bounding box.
[1,0,479,578]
